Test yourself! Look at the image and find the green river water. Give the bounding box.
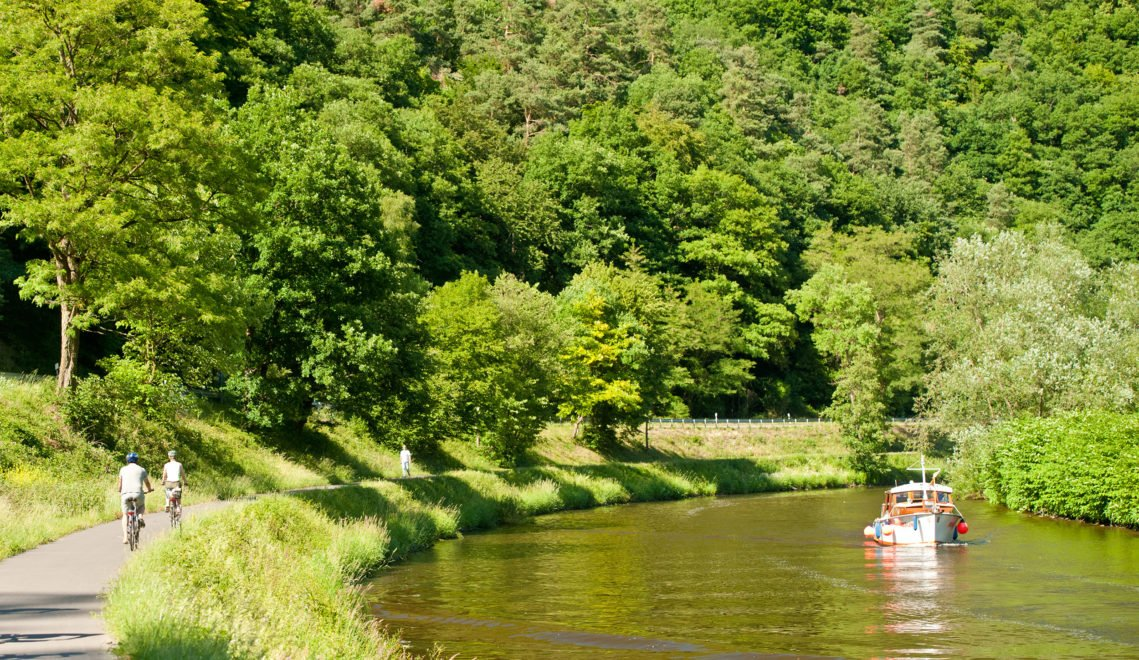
[366,488,1139,659]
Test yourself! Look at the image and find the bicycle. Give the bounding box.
[124,496,141,551]
[167,486,182,530]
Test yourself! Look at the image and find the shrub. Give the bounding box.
[957,411,1139,527]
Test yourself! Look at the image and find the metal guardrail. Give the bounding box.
[649,417,917,425]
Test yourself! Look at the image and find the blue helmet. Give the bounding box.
[126,452,139,463]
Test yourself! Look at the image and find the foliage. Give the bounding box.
[954,412,1139,528]
[227,72,428,436]
[5,0,1139,452]
[802,226,932,415]
[788,265,889,475]
[922,230,1139,425]
[555,263,685,447]
[0,0,251,390]
[421,272,563,463]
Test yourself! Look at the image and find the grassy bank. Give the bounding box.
[105,457,853,658]
[954,411,1139,527]
[0,376,400,559]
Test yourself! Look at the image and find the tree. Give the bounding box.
[0,0,243,391]
[922,230,1139,427]
[556,263,682,447]
[228,74,427,435]
[421,272,505,446]
[422,272,566,463]
[788,265,888,475]
[802,226,932,415]
[488,274,565,461]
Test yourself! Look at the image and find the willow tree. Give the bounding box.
[0,0,234,390]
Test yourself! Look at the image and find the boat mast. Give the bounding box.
[920,454,928,500]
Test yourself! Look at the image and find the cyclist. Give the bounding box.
[162,450,185,512]
[118,452,154,544]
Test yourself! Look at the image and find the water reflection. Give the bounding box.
[368,490,1139,659]
[863,545,968,659]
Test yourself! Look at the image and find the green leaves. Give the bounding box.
[923,231,1139,425]
[0,0,244,390]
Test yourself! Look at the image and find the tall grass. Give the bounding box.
[0,377,121,557]
[106,457,854,658]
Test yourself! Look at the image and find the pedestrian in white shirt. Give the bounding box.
[118,452,153,544]
[400,445,412,477]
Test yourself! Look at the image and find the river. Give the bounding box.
[366,488,1139,658]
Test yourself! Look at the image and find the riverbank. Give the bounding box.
[0,371,854,560]
[104,457,855,658]
[953,410,1139,528]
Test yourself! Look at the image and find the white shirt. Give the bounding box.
[400,449,411,464]
[163,460,183,482]
[120,464,148,494]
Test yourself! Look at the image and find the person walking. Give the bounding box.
[117,452,153,544]
[400,445,412,478]
[161,450,185,511]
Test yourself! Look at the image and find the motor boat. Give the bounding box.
[864,456,969,546]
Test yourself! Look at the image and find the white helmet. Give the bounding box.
[168,450,177,457]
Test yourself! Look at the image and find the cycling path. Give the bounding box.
[0,501,229,659]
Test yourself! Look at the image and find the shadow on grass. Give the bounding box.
[263,426,381,484]
[170,424,273,497]
[309,457,838,535]
[415,444,469,474]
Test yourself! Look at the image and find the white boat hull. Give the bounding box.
[868,512,964,546]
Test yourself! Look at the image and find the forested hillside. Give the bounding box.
[1,0,1137,463]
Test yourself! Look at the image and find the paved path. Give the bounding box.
[0,502,228,659]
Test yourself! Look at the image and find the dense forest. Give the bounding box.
[1,0,1137,465]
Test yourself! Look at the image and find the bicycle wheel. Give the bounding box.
[170,499,181,530]
[127,510,139,551]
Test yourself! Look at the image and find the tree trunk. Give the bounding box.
[57,301,79,391]
[53,241,81,392]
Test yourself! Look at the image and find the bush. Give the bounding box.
[957,411,1139,527]
[64,358,186,448]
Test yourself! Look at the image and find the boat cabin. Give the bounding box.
[881,482,955,517]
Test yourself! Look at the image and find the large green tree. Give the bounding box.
[0,0,243,390]
[228,72,427,434]
[556,262,684,447]
[421,272,564,462]
[802,226,933,415]
[922,230,1139,426]
[788,265,889,474]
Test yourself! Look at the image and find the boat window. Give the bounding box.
[937,492,949,503]
[895,493,909,503]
